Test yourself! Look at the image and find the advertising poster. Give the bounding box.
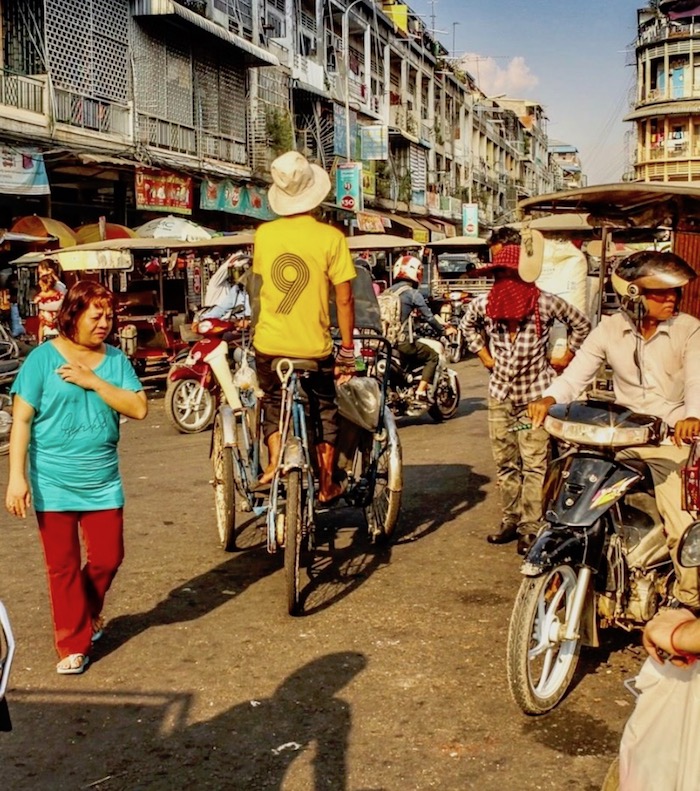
[136,169,192,214]
[333,103,358,159]
[335,163,363,212]
[360,125,389,160]
[462,203,479,237]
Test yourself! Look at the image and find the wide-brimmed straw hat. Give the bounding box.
[268,151,331,216]
[518,226,545,283]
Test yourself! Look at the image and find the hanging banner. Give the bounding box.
[360,126,389,160]
[335,163,363,212]
[136,169,192,215]
[0,146,50,196]
[462,203,479,237]
[333,103,358,160]
[200,178,276,220]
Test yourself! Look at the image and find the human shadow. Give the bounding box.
[2,652,368,791]
[93,541,280,662]
[394,462,490,544]
[394,394,486,427]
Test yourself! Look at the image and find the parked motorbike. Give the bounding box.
[506,399,687,715]
[435,290,471,364]
[164,308,249,434]
[0,323,21,455]
[373,328,461,422]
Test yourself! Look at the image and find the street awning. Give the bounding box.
[388,214,431,243]
[132,0,279,67]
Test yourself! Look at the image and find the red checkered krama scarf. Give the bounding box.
[485,244,541,334]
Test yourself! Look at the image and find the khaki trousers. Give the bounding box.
[619,444,699,608]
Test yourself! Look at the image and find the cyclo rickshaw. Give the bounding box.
[500,182,700,716]
[210,260,403,616]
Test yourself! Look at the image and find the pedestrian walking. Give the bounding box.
[460,226,591,554]
[4,280,148,674]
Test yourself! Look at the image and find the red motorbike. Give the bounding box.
[164,312,247,434]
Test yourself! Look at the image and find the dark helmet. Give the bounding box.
[611,250,696,320]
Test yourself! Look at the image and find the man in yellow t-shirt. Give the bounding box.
[252,151,356,503]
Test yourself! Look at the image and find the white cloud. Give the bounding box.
[459,53,539,97]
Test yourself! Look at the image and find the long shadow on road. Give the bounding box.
[2,652,368,791]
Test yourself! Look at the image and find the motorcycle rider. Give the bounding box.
[385,254,456,405]
[529,250,700,609]
[199,251,252,325]
[461,226,591,553]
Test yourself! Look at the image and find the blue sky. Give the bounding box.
[411,0,643,184]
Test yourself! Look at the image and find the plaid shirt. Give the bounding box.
[460,291,591,407]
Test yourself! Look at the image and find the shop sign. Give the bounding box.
[357,212,384,233]
[360,126,388,160]
[362,160,376,199]
[200,178,276,220]
[412,229,430,244]
[0,146,50,196]
[136,169,192,215]
[335,163,363,213]
[462,203,479,237]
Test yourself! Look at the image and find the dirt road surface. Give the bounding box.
[0,358,641,790]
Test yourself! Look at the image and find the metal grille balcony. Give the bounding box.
[54,87,130,136]
[0,69,44,114]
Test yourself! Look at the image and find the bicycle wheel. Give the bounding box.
[365,409,402,543]
[212,414,236,551]
[284,470,303,615]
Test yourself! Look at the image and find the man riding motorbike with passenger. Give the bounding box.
[384,254,455,405]
[529,250,700,609]
[199,251,252,325]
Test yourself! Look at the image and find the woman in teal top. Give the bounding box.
[5,281,148,675]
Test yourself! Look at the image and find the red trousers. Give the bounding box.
[36,509,124,658]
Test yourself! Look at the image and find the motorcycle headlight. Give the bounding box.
[197,320,213,334]
[544,415,651,447]
[449,291,463,300]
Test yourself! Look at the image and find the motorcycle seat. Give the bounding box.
[0,359,19,375]
[271,357,319,373]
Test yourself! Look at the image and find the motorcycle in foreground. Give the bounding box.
[0,599,15,731]
[165,308,249,433]
[372,328,460,422]
[507,400,688,715]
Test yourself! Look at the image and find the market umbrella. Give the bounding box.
[75,222,137,244]
[10,216,78,249]
[134,215,213,242]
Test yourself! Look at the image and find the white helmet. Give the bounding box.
[393,254,423,283]
[611,250,695,320]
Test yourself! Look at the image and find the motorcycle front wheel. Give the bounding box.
[446,332,462,364]
[165,378,216,434]
[428,374,461,422]
[507,563,581,715]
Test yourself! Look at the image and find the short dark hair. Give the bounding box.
[57,280,115,341]
[490,226,521,247]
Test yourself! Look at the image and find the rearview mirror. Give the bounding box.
[678,521,700,568]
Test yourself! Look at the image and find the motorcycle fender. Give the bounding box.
[382,409,403,492]
[282,436,304,473]
[579,589,599,648]
[218,404,238,448]
[446,367,459,392]
[168,361,208,384]
[520,520,606,575]
[544,454,642,528]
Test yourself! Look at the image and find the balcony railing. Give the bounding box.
[54,87,130,136]
[0,69,44,114]
[138,113,247,165]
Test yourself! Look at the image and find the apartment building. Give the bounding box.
[0,0,566,238]
[627,0,700,182]
[549,141,584,190]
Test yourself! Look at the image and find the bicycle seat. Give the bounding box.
[272,357,319,373]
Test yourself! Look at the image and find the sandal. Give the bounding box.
[56,654,90,675]
[91,616,105,643]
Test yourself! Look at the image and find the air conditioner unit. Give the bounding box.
[206,0,229,29]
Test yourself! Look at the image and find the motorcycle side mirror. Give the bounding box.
[678,521,700,568]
